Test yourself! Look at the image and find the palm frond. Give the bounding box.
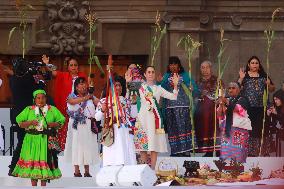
[26,4,35,10]
[94,56,105,75]
[8,27,17,45]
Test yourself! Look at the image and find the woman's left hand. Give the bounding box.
[172,73,179,87]
[125,71,132,83]
[42,54,50,64]
[156,73,163,82]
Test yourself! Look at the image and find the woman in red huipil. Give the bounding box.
[42,55,87,151]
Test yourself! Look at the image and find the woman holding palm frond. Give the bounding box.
[238,56,275,156]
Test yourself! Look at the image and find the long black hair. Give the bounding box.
[73,77,86,95]
[245,56,267,78]
[114,74,126,97]
[166,56,185,74]
[101,74,126,98]
[65,56,78,67]
[273,90,284,115]
[145,65,155,71]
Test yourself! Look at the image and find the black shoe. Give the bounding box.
[74,172,82,177]
[203,152,213,157]
[84,173,92,177]
[183,152,191,157]
[170,153,185,157]
[8,169,14,177]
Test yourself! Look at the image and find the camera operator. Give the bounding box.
[1,57,54,175]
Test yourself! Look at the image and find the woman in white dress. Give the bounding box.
[136,66,179,170]
[65,77,99,177]
[95,75,136,166]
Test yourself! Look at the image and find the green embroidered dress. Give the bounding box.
[12,105,65,180]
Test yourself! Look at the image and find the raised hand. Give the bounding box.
[125,71,132,83]
[239,67,246,79]
[42,54,50,64]
[156,72,163,82]
[172,73,179,88]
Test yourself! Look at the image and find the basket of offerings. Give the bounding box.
[156,159,178,177]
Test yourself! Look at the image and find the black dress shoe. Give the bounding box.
[74,172,82,177]
[8,170,13,176]
[84,173,92,177]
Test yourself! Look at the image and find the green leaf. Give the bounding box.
[94,56,105,75]
[177,36,185,47]
[219,56,230,79]
[8,27,17,45]
[263,89,268,107]
[181,83,194,111]
[36,29,45,34]
[26,4,36,10]
[91,25,97,33]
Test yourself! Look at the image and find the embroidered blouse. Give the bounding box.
[67,93,96,129]
[241,76,266,107]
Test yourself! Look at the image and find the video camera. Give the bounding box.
[12,57,55,80]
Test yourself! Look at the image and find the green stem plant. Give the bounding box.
[260,8,281,156]
[85,7,104,77]
[150,11,167,66]
[8,0,35,58]
[213,28,230,156]
[177,35,201,156]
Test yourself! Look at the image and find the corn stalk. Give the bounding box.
[213,28,230,157]
[150,11,167,66]
[260,8,281,156]
[177,35,201,156]
[85,8,105,78]
[8,0,35,58]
